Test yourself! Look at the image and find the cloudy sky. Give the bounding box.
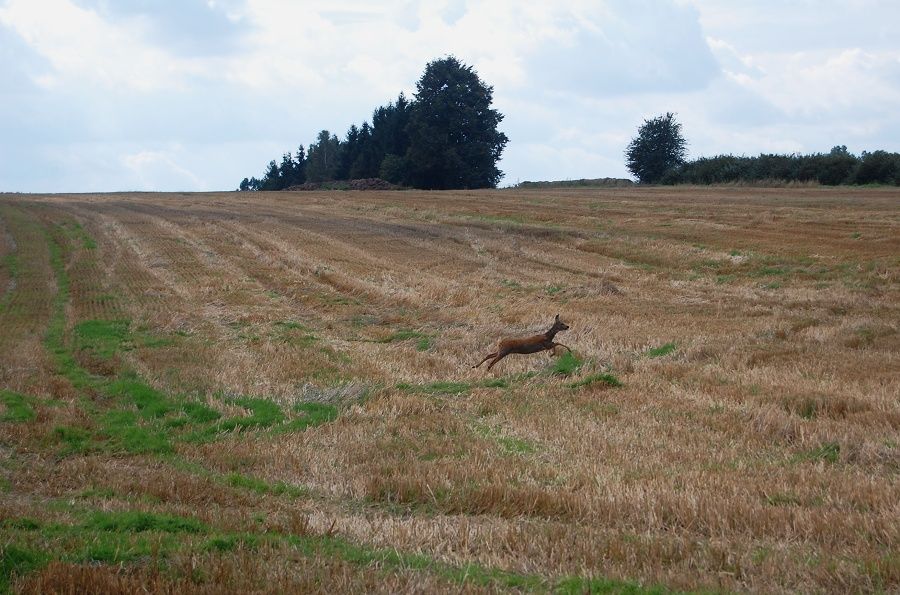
[2,0,899,192]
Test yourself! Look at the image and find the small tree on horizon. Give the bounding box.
[625,112,687,184]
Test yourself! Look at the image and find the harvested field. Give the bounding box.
[1,186,898,593]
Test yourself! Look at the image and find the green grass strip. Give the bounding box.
[2,505,676,595]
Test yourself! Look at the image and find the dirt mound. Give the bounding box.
[284,178,400,191]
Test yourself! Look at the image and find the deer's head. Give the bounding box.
[551,314,569,333]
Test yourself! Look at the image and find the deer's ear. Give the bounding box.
[555,313,560,320]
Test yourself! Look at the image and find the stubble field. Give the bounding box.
[0,186,898,593]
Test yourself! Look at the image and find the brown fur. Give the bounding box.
[474,315,571,371]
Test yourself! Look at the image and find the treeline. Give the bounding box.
[240,57,508,192]
[239,94,411,191]
[662,146,900,186]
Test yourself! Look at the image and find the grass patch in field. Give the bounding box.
[223,397,285,429]
[645,342,677,358]
[60,220,97,250]
[470,213,527,226]
[225,472,271,494]
[548,351,583,376]
[180,401,221,424]
[203,534,262,553]
[0,252,18,279]
[77,534,164,564]
[319,293,362,306]
[0,390,35,422]
[475,423,539,457]
[99,410,173,454]
[271,321,318,346]
[1,518,41,531]
[376,328,433,349]
[107,375,174,418]
[281,530,662,593]
[498,436,537,456]
[282,402,338,432]
[793,442,840,464]
[187,397,286,442]
[224,472,308,499]
[568,373,622,389]
[53,426,93,455]
[1,495,664,594]
[84,510,206,534]
[74,319,130,360]
[545,284,564,295]
[75,319,174,359]
[1,545,49,591]
[751,266,788,277]
[0,252,18,311]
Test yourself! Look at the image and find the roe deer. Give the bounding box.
[473,314,571,371]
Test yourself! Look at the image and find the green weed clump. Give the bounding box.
[645,342,677,358]
[549,352,583,376]
[568,373,622,389]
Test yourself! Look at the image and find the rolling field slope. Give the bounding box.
[1,186,898,593]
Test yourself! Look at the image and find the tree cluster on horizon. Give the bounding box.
[625,113,900,186]
[239,57,509,192]
[662,146,900,186]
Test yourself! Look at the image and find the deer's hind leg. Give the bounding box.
[473,352,498,368]
[485,350,510,371]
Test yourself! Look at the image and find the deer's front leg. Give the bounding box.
[473,351,498,368]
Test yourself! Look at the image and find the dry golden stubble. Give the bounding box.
[1,186,897,592]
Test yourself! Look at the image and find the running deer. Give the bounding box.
[473,314,572,371]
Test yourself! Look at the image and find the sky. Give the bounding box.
[1,0,899,192]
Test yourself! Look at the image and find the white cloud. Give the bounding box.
[0,0,213,90]
[122,148,206,190]
[1,0,899,191]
